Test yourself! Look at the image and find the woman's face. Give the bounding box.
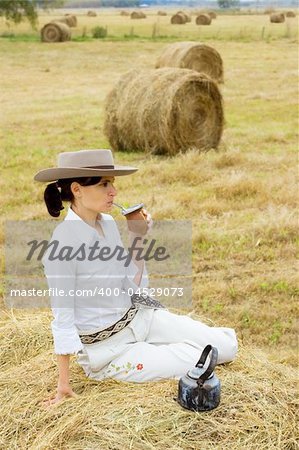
[72,177,117,213]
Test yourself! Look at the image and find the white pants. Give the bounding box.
[77,308,238,383]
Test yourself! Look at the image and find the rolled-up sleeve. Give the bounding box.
[50,309,83,355]
[42,232,83,355]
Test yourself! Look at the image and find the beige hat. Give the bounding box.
[34,149,138,182]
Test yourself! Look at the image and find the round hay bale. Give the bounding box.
[56,15,76,27]
[87,10,97,17]
[104,68,223,155]
[41,22,71,43]
[286,11,296,17]
[155,42,224,83]
[171,13,187,24]
[177,10,191,22]
[196,14,212,25]
[270,13,285,23]
[157,10,167,16]
[208,11,217,19]
[64,14,77,27]
[131,11,140,19]
[120,10,130,16]
[131,11,146,19]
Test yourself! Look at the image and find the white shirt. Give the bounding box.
[42,207,148,355]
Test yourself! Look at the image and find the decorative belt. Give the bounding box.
[79,293,166,345]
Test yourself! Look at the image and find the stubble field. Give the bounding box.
[0,9,298,450]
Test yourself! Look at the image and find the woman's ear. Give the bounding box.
[70,182,81,198]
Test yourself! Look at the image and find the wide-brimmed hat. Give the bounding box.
[34,149,138,182]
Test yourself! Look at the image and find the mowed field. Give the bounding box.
[0,9,298,449]
[1,8,299,41]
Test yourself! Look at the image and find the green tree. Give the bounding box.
[217,0,240,8]
[0,0,65,28]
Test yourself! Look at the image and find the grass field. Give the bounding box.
[0,8,298,449]
[1,8,298,41]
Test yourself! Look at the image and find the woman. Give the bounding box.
[34,149,238,407]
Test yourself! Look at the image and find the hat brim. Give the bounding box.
[34,165,138,182]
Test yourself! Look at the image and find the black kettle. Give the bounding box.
[176,345,220,412]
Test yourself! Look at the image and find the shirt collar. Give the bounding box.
[64,206,102,244]
[65,206,102,222]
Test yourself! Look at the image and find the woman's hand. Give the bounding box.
[41,383,77,408]
[126,207,153,237]
[141,208,153,234]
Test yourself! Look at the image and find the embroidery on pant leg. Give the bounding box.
[105,361,144,376]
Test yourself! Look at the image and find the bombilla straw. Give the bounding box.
[112,202,126,212]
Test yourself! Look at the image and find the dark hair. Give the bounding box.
[44,177,102,217]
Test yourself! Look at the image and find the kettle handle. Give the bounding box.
[195,345,218,385]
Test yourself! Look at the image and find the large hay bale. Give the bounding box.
[64,14,77,27]
[157,10,167,16]
[286,11,296,17]
[155,42,224,83]
[41,22,71,43]
[196,14,212,25]
[55,15,76,27]
[104,68,223,155]
[208,11,217,19]
[131,11,146,19]
[171,13,187,24]
[177,10,191,22]
[87,10,97,17]
[270,13,285,23]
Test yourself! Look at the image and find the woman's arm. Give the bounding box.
[129,208,153,286]
[42,227,83,407]
[129,231,145,287]
[42,355,77,407]
[128,208,153,287]
[57,354,71,388]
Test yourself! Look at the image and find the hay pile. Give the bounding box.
[131,11,147,19]
[286,11,296,17]
[87,10,97,17]
[155,42,224,83]
[104,68,223,155]
[0,309,297,449]
[120,10,130,16]
[270,13,285,23]
[196,14,212,25]
[171,12,187,24]
[157,10,167,16]
[55,15,77,27]
[41,22,71,43]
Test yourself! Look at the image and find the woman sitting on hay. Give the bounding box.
[34,149,238,407]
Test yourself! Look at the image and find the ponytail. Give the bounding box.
[43,176,102,218]
[44,182,64,218]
